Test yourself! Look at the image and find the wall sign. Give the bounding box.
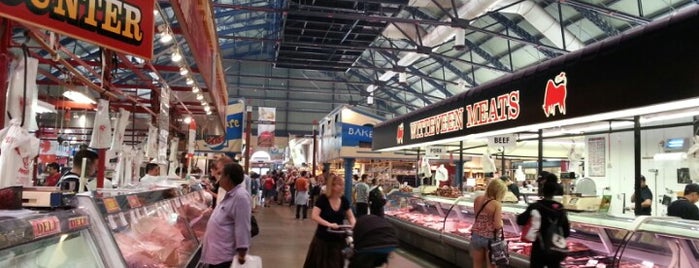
[587,137,606,177]
[341,123,373,146]
[0,0,155,59]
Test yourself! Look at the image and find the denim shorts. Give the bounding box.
[470,233,492,250]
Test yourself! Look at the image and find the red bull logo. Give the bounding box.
[543,72,568,117]
[396,123,404,144]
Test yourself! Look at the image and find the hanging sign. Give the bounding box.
[488,134,517,149]
[0,0,155,59]
[425,146,445,158]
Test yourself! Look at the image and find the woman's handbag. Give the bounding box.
[251,216,260,237]
[489,228,510,266]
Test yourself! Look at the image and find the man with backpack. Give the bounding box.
[368,178,386,217]
[517,171,570,268]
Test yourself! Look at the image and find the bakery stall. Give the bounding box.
[372,6,699,268]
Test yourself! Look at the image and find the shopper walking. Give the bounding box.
[200,163,251,268]
[517,172,570,268]
[470,179,507,268]
[303,174,356,268]
[295,171,310,219]
[368,178,386,217]
[262,173,275,207]
[353,174,370,217]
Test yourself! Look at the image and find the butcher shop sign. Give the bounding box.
[0,0,155,59]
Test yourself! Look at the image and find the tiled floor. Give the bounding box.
[249,203,446,268]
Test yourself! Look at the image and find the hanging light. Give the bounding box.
[206,110,212,115]
[160,29,173,44]
[186,77,194,85]
[171,50,182,62]
[367,92,374,105]
[183,116,192,124]
[179,67,188,76]
[200,100,207,106]
[192,86,200,93]
[204,106,211,112]
[153,9,159,16]
[196,94,203,100]
[453,28,466,50]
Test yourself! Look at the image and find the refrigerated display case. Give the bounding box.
[74,187,212,267]
[0,209,122,267]
[384,192,687,268]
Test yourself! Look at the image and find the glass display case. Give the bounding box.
[74,187,212,267]
[0,209,119,267]
[384,192,693,268]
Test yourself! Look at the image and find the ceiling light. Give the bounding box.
[398,73,407,84]
[186,77,194,85]
[641,109,699,123]
[204,106,211,112]
[171,50,182,62]
[183,116,192,124]
[192,86,200,93]
[367,96,374,105]
[200,100,207,106]
[196,94,203,100]
[153,9,159,16]
[63,90,96,104]
[206,110,212,115]
[179,67,188,76]
[367,85,376,93]
[160,30,173,44]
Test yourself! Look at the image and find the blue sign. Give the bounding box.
[342,123,373,146]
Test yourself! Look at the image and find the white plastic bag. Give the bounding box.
[230,255,262,268]
[90,99,113,149]
[5,57,38,131]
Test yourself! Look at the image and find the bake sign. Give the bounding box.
[409,108,464,140]
[465,90,520,128]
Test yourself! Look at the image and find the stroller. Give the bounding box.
[345,215,399,268]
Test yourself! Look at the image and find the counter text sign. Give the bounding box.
[0,0,155,59]
[488,135,517,149]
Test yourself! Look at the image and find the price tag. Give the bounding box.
[127,195,142,208]
[68,216,90,230]
[29,216,60,238]
[103,197,121,214]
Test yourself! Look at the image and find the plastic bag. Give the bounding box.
[230,255,262,268]
[89,99,113,149]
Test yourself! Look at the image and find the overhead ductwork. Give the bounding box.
[499,0,584,51]
[372,0,584,88]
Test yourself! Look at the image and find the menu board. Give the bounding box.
[587,137,606,177]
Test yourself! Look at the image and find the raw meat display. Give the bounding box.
[430,186,462,198]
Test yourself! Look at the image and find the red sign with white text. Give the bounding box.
[0,0,155,59]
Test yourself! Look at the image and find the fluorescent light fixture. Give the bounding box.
[200,100,207,106]
[367,85,376,93]
[206,110,212,115]
[179,67,188,76]
[653,152,686,161]
[35,100,56,114]
[196,94,203,101]
[183,116,192,124]
[641,109,699,123]
[160,30,173,44]
[186,78,194,85]
[192,86,200,93]
[63,90,96,104]
[171,50,182,62]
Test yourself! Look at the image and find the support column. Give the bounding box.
[633,116,642,215]
[416,148,421,187]
[0,19,10,128]
[312,120,318,177]
[244,106,252,174]
[343,158,355,199]
[455,141,464,189]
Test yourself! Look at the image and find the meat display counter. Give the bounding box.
[0,208,122,267]
[384,191,693,268]
[74,188,212,267]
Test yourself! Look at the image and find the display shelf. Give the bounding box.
[384,192,683,268]
[75,187,211,267]
[0,209,116,267]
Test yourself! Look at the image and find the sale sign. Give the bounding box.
[0,0,155,59]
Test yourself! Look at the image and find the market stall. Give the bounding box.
[372,5,699,267]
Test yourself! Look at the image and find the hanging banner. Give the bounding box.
[257,107,276,147]
[195,99,244,152]
[0,0,155,59]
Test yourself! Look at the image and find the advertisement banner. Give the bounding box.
[257,107,276,147]
[196,99,244,152]
[0,0,155,59]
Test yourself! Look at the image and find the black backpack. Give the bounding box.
[537,216,569,258]
[369,187,386,206]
